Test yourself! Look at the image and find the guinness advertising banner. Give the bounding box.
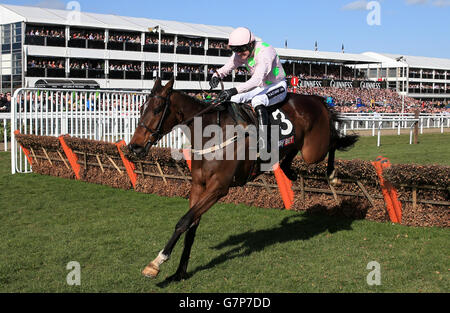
[290,78,386,89]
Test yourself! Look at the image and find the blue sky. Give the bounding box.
[2,0,449,58]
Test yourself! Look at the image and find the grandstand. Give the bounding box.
[358,53,450,104]
[0,3,449,112]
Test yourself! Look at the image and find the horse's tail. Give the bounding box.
[319,97,359,182]
[328,107,359,152]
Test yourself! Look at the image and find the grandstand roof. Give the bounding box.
[363,52,450,70]
[276,48,380,65]
[1,4,448,69]
[0,4,235,38]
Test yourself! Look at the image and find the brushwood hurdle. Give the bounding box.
[10,88,187,174]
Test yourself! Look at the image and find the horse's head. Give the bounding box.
[129,77,181,157]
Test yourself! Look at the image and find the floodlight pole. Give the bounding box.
[158,25,161,78]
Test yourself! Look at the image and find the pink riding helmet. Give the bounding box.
[228,27,255,47]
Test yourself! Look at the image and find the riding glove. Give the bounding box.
[218,88,238,102]
[209,76,220,89]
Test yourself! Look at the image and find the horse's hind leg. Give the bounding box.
[280,148,299,181]
[326,148,340,186]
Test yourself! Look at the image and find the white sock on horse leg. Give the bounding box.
[153,250,170,267]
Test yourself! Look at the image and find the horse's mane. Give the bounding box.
[176,90,212,108]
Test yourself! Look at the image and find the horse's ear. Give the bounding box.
[152,77,163,93]
[163,77,175,92]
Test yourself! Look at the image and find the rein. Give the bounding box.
[183,69,225,125]
[138,73,225,151]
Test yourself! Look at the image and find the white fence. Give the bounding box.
[8,88,450,174]
[336,112,449,146]
[1,112,9,151]
[10,88,186,174]
[337,112,450,134]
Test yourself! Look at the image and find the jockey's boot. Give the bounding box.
[255,105,271,155]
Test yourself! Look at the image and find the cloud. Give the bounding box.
[341,0,369,11]
[33,0,67,10]
[432,0,450,6]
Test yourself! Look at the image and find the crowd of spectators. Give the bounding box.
[235,67,248,75]
[177,38,204,48]
[288,85,449,113]
[207,66,222,74]
[109,63,141,72]
[28,59,64,69]
[177,65,204,74]
[109,34,141,43]
[145,64,174,73]
[70,61,103,70]
[0,92,11,112]
[26,28,65,38]
[71,32,105,41]
[145,36,175,46]
[208,41,227,49]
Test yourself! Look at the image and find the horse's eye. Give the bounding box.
[154,104,164,114]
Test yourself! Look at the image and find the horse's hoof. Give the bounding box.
[329,177,341,186]
[142,262,159,278]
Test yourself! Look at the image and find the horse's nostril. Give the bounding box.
[129,144,144,154]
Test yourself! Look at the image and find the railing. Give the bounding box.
[9,88,450,174]
[337,112,450,134]
[10,88,187,174]
[0,112,10,151]
[336,112,449,146]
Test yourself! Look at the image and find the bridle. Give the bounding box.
[136,74,225,153]
[138,89,174,152]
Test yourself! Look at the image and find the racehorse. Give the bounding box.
[128,77,358,281]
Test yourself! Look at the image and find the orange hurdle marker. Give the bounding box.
[58,135,81,180]
[182,149,192,171]
[372,156,399,223]
[273,163,294,210]
[115,140,137,189]
[380,157,402,223]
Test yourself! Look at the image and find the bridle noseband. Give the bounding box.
[138,90,174,152]
[136,86,225,154]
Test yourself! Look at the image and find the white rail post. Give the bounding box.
[3,118,7,151]
[377,120,381,147]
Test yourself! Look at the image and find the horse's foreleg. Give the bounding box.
[142,182,228,279]
[167,183,204,281]
[167,218,201,281]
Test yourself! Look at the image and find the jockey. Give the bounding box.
[209,27,287,152]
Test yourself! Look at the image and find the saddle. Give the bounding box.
[226,93,291,128]
[227,102,257,126]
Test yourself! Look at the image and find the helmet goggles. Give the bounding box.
[229,44,250,53]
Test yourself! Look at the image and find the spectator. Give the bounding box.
[0,92,11,112]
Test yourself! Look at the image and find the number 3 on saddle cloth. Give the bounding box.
[228,101,295,149]
[269,106,295,148]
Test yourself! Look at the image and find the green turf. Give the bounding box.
[0,133,449,292]
[336,132,450,165]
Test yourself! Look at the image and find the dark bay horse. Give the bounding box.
[128,77,358,281]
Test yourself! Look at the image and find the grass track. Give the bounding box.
[0,133,449,292]
[335,132,450,165]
